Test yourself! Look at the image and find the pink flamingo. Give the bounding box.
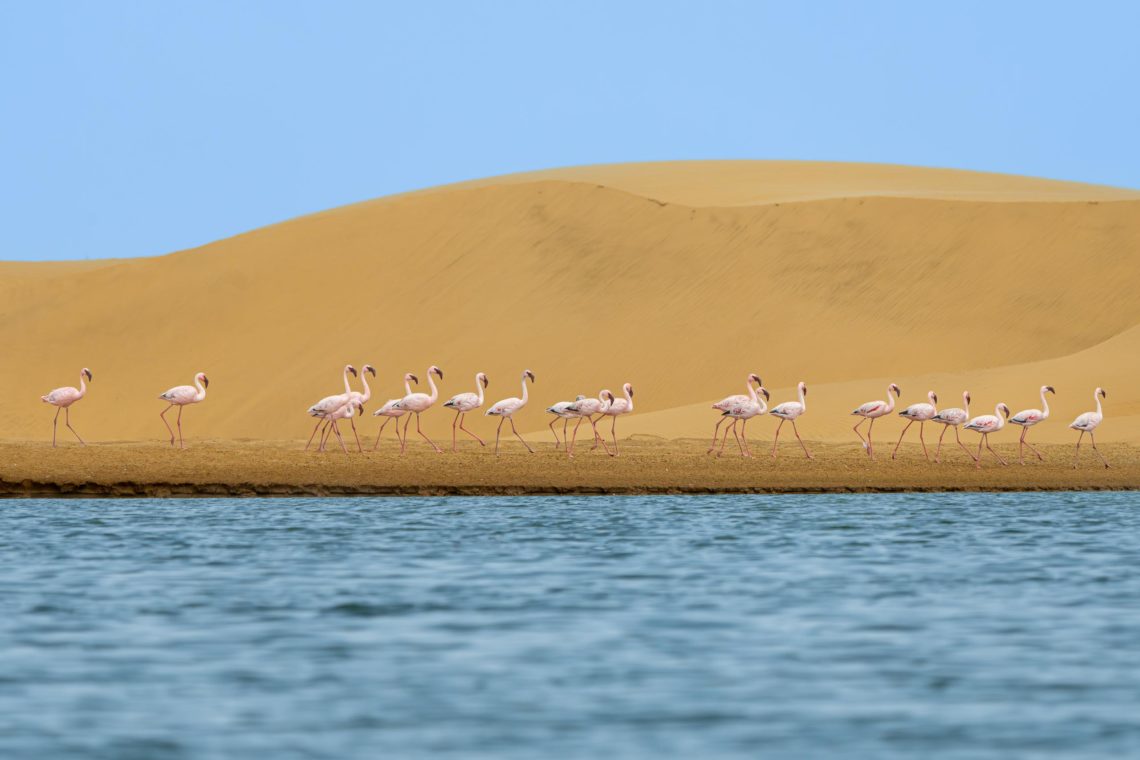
[930,391,976,463]
[442,372,489,451]
[41,367,93,447]
[372,373,418,451]
[852,383,901,459]
[305,365,358,450]
[964,402,1011,468]
[564,392,612,457]
[159,372,209,448]
[340,363,376,453]
[319,401,364,455]
[770,381,812,459]
[709,373,762,454]
[717,387,771,458]
[892,390,939,461]
[394,365,444,453]
[485,370,536,455]
[546,395,587,450]
[1009,385,1055,465]
[1070,387,1109,469]
[599,383,634,457]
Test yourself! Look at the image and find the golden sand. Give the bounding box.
[1,161,1137,465]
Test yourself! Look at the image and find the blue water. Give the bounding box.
[2,493,1139,759]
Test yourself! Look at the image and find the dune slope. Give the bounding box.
[1,162,1138,445]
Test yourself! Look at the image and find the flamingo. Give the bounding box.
[1009,385,1055,465]
[852,383,901,459]
[964,402,1011,468]
[892,390,938,461]
[319,401,364,455]
[442,372,489,451]
[485,369,536,455]
[930,391,977,463]
[546,395,587,450]
[304,365,358,451]
[159,372,209,448]
[339,363,376,453]
[717,387,771,458]
[41,368,93,447]
[372,373,418,451]
[709,373,762,454]
[394,365,444,453]
[1070,387,1109,469]
[770,382,812,459]
[564,392,613,458]
[599,383,635,457]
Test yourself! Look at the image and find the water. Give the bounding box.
[2,493,1139,759]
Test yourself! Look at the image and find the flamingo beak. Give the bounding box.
[349,367,357,377]
[762,388,770,400]
[85,370,93,381]
[203,377,210,388]
[368,366,376,377]
[410,374,419,384]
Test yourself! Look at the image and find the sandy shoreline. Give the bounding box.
[1,439,1136,498]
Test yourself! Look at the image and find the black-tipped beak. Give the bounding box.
[367,366,376,377]
[85,370,93,381]
[203,377,210,388]
[761,388,770,400]
[482,377,489,388]
[933,394,938,404]
[349,367,357,377]
[410,374,419,384]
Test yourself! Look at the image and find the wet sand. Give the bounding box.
[1,438,1135,497]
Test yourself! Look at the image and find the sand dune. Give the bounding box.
[1,161,1137,446]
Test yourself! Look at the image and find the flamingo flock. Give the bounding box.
[35,366,1113,469]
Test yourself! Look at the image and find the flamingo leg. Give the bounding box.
[319,420,332,452]
[305,418,325,451]
[1018,427,1027,465]
[609,416,619,457]
[160,403,176,446]
[771,419,784,458]
[401,415,411,454]
[935,424,948,463]
[853,418,869,454]
[1024,429,1045,462]
[64,407,85,445]
[495,417,505,455]
[1090,432,1109,469]
[716,419,733,457]
[548,417,561,449]
[349,417,363,453]
[955,426,976,461]
[918,422,928,461]
[52,407,61,447]
[452,411,460,452]
[458,413,485,447]
[975,434,985,468]
[985,433,1007,466]
[867,417,876,460]
[730,419,745,457]
[372,417,390,452]
[792,421,812,459]
[562,419,569,449]
[1073,430,1084,468]
[415,412,442,453]
[331,420,349,455]
[176,405,184,449]
[892,420,913,460]
[591,415,612,455]
[568,417,584,458]
[740,419,753,458]
[508,417,534,453]
[709,417,727,454]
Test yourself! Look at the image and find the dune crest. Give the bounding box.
[1,161,1138,444]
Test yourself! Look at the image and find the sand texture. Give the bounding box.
[2,161,1138,457]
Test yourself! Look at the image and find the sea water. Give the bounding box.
[1,493,1139,759]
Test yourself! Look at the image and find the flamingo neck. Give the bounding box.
[77,373,87,397]
[624,386,633,411]
[520,376,529,405]
[993,404,1004,425]
[404,377,413,396]
[426,371,438,403]
[1095,391,1102,416]
[358,372,371,403]
[798,384,806,410]
[476,375,484,406]
[343,368,353,394]
[1040,388,1050,419]
[928,392,937,412]
[757,391,768,414]
[885,385,897,412]
[195,376,207,401]
[747,378,758,404]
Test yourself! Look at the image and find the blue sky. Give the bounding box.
[3,2,1138,261]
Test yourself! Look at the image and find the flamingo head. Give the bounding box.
[601,389,615,403]
[477,372,489,388]
[197,372,210,388]
[346,365,357,377]
[889,383,901,398]
[363,365,376,377]
[964,391,971,404]
[1044,385,1055,395]
[407,373,419,385]
[624,382,633,397]
[524,369,535,383]
[999,403,1011,418]
[355,402,365,414]
[929,391,938,404]
[748,373,761,385]
[1098,387,1107,399]
[760,387,771,400]
[430,365,443,379]
[82,368,93,382]
[800,382,808,396]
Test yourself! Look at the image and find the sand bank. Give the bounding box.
[1,439,1135,498]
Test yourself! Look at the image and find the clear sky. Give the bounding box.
[3,2,1138,261]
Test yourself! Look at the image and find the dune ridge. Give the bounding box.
[1,161,1137,447]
